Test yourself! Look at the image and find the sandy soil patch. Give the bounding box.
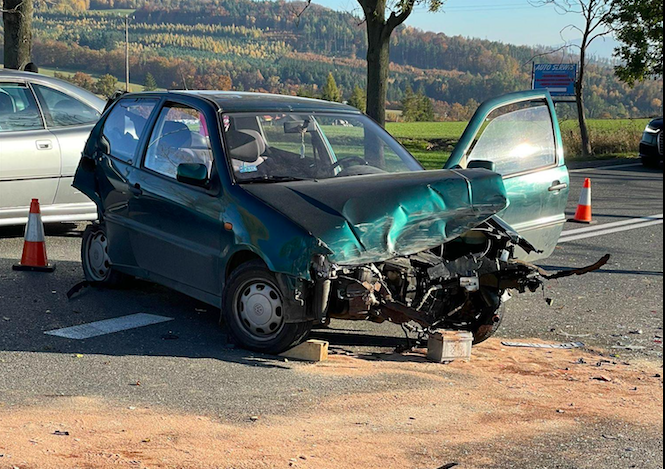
[0,339,662,469]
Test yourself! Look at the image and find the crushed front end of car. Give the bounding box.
[310,216,609,344]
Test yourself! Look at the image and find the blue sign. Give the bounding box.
[532,64,578,97]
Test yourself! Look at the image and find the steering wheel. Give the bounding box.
[332,156,368,171]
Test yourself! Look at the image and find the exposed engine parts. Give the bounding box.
[312,218,610,344]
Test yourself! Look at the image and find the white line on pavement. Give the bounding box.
[559,219,663,243]
[569,162,642,173]
[45,313,174,340]
[562,214,664,237]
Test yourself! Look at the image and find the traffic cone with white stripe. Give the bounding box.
[13,199,55,272]
[569,178,596,224]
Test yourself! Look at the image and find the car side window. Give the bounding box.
[467,103,556,176]
[32,84,101,128]
[102,98,159,164]
[0,83,44,133]
[144,104,214,180]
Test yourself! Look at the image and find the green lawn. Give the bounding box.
[387,119,650,169]
[87,9,137,16]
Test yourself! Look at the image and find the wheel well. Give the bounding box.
[226,251,265,279]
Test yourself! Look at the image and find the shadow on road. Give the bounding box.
[0,223,83,240]
[0,258,406,368]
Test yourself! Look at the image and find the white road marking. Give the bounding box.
[45,313,174,340]
[569,162,642,173]
[562,214,663,236]
[559,216,663,243]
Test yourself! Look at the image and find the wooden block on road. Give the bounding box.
[280,340,329,362]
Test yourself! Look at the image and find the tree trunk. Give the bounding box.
[3,0,33,70]
[365,14,390,128]
[363,9,390,168]
[576,44,593,158]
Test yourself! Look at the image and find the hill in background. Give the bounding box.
[4,0,663,120]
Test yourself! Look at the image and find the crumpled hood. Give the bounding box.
[243,169,509,266]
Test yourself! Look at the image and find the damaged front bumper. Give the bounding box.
[308,217,610,339]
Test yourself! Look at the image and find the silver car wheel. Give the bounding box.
[234,280,285,341]
[85,231,111,282]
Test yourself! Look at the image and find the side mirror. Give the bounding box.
[177,163,209,188]
[467,160,497,172]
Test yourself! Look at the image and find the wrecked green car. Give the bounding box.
[74,90,583,353]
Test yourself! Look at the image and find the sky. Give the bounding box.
[295,0,618,59]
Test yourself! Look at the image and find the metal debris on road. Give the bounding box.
[501,341,585,349]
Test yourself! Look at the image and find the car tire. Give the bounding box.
[81,224,127,287]
[642,155,661,169]
[223,261,312,354]
[471,302,505,345]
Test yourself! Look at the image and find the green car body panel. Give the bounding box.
[74,90,568,314]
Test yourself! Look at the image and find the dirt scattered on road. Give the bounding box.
[0,339,662,469]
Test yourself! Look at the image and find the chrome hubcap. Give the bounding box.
[235,280,285,340]
[87,231,111,281]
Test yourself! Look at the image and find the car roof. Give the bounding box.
[0,69,106,112]
[125,90,361,114]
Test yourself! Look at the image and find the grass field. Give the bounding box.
[388,119,650,169]
[87,9,137,16]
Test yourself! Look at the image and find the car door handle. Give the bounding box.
[129,184,143,197]
[549,181,568,192]
[36,140,53,151]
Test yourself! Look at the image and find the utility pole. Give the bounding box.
[125,15,130,92]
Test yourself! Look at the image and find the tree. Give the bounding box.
[530,0,616,158]
[95,74,119,98]
[144,72,158,91]
[611,0,663,86]
[357,0,444,127]
[402,85,435,121]
[401,85,419,121]
[298,0,445,126]
[321,72,342,102]
[2,0,34,70]
[71,71,96,91]
[348,85,367,112]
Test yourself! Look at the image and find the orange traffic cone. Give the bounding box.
[569,178,596,224]
[13,199,55,272]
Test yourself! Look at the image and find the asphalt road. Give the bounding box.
[0,159,662,468]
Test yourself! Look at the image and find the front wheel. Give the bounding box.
[223,261,312,354]
[471,302,505,345]
[642,155,662,169]
[81,224,127,287]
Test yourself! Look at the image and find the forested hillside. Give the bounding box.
[5,0,663,119]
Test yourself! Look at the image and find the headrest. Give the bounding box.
[161,121,192,148]
[0,92,15,112]
[227,130,263,162]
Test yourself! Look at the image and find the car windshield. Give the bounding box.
[222,112,423,182]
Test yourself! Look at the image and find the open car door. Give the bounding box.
[445,90,569,261]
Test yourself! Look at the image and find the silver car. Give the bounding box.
[0,70,105,227]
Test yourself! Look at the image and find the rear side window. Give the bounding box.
[0,83,44,133]
[32,84,100,128]
[102,98,158,163]
[144,104,214,180]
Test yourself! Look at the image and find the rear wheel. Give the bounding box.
[223,261,312,354]
[81,224,126,287]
